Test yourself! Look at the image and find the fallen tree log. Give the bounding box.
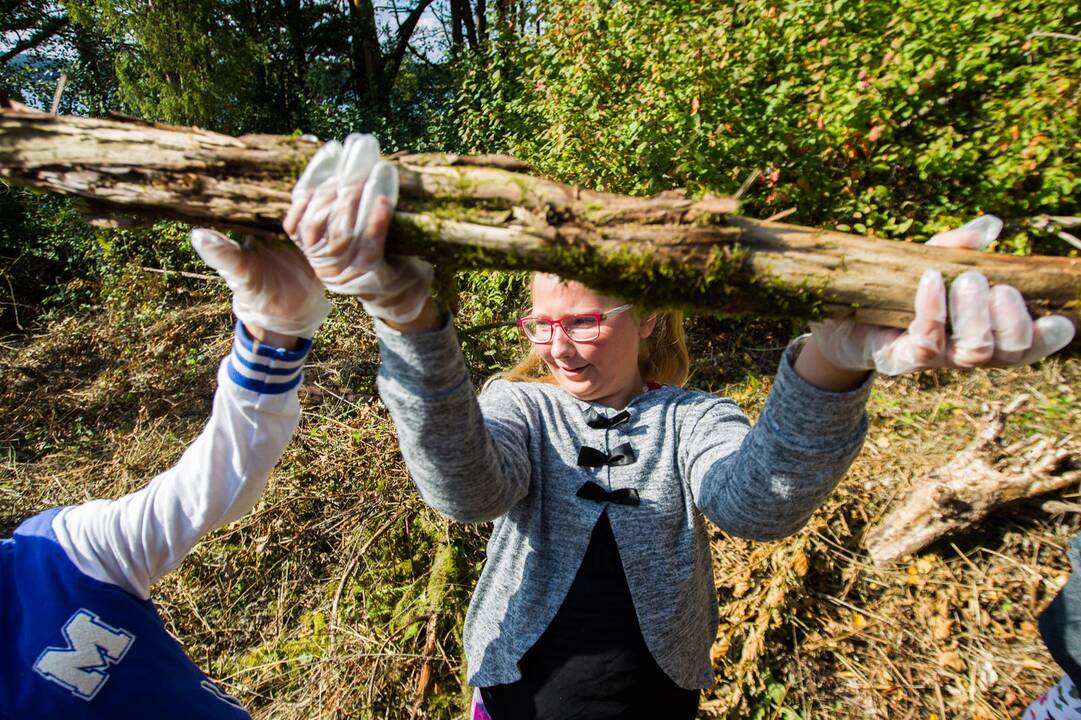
[864,394,1081,566]
[1,104,1079,332]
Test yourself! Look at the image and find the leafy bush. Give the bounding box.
[0,182,211,329]
[0,185,98,327]
[457,0,1080,249]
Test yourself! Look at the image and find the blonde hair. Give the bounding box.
[501,308,690,387]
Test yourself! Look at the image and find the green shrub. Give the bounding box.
[0,181,213,328]
[456,0,1080,251]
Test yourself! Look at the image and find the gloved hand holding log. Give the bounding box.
[0,103,1077,344]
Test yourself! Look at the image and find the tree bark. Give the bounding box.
[0,107,1079,334]
[450,0,464,53]
[458,0,479,51]
[475,0,487,49]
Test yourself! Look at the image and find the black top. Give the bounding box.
[480,512,698,720]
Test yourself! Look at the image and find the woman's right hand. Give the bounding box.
[283,134,434,325]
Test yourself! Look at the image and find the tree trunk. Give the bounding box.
[458,0,479,51]
[0,107,1078,335]
[475,0,487,49]
[450,0,464,53]
[383,0,438,94]
[350,0,385,108]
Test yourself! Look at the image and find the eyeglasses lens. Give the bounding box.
[521,319,550,342]
[565,316,599,341]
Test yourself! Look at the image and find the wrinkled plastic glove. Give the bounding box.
[191,229,331,338]
[810,215,1076,375]
[283,133,434,324]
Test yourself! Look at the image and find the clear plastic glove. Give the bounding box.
[283,133,434,324]
[810,215,1076,375]
[191,229,330,338]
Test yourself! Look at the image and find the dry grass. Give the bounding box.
[700,352,1081,719]
[1,278,1077,719]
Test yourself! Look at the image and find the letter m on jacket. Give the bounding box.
[33,609,135,700]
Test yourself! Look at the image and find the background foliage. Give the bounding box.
[458,0,1080,248]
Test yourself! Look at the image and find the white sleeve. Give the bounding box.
[51,322,310,600]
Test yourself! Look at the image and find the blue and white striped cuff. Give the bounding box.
[227,321,312,394]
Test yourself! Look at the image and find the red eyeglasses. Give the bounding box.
[517,304,633,344]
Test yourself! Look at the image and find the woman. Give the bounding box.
[285,134,1075,719]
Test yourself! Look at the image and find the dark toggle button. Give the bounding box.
[576,443,637,467]
[584,408,631,429]
[576,480,641,506]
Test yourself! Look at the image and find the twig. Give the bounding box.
[735,169,762,199]
[218,653,319,680]
[310,381,366,412]
[1030,215,1081,250]
[1028,30,1081,42]
[410,611,441,717]
[50,73,67,115]
[767,681,791,720]
[141,266,223,282]
[764,207,797,222]
[978,546,1061,590]
[948,542,988,582]
[933,675,947,719]
[1042,499,1081,515]
[329,508,407,646]
[809,590,895,626]
[1056,231,1081,253]
[407,43,441,70]
[873,643,916,698]
[2,271,21,330]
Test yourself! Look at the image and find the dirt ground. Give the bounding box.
[1,275,1077,719]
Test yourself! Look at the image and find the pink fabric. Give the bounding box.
[470,688,492,720]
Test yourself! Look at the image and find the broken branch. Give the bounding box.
[864,395,1081,565]
[1,108,1079,332]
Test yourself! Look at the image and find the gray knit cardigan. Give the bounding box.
[375,317,872,689]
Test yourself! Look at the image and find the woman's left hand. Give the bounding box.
[810,216,1076,376]
[283,134,434,325]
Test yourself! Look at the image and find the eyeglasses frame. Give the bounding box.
[516,303,634,344]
